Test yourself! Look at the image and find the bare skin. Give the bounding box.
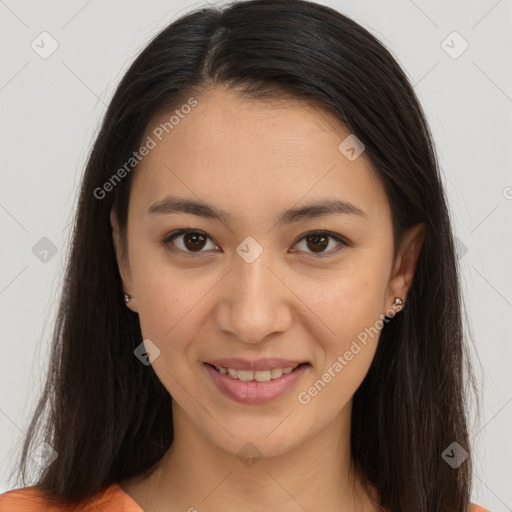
[112,86,425,512]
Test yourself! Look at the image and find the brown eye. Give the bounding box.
[305,233,329,253]
[162,229,347,258]
[182,232,207,251]
[162,230,217,255]
[292,231,347,257]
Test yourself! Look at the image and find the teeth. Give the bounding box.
[213,364,301,382]
[237,369,254,381]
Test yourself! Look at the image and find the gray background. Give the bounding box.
[1,1,511,510]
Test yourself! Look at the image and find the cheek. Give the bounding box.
[134,274,209,404]
[132,256,220,363]
[292,259,388,383]
[294,280,385,413]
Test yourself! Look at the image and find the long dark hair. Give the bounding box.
[11,1,479,510]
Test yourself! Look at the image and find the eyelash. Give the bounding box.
[161,229,349,258]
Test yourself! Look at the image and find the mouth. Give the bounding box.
[204,362,310,383]
[203,361,311,404]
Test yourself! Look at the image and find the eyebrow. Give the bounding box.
[146,195,367,225]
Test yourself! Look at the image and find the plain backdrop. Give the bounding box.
[1,1,511,510]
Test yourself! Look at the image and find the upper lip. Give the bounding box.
[205,358,309,372]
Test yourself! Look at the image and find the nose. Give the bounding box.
[214,249,293,345]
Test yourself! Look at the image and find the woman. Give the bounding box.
[0,0,490,511]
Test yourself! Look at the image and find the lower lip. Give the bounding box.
[204,363,310,405]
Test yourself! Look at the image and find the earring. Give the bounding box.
[384,296,404,320]
[393,296,404,310]
[123,293,131,303]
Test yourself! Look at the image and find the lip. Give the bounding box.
[204,362,310,404]
[204,357,307,372]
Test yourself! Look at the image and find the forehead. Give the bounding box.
[130,87,390,224]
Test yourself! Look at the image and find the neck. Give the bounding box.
[122,400,380,512]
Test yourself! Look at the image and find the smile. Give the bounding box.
[209,363,303,382]
[204,362,310,404]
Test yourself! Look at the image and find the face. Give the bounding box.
[112,86,424,458]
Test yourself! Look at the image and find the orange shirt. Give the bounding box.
[0,483,492,512]
[0,483,141,512]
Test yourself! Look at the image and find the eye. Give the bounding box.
[162,229,218,256]
[291,231,348,258]
[162,229,348,258]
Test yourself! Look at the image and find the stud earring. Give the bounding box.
[393,296,404,310]
[384,296,405,320]
[123,293,131,303]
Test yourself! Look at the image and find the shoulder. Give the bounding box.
[0,486,63,512]
[469,504,492,512]
[0,483,143,512]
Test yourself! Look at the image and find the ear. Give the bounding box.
[110,208,138,312]
[386,223,425,312]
